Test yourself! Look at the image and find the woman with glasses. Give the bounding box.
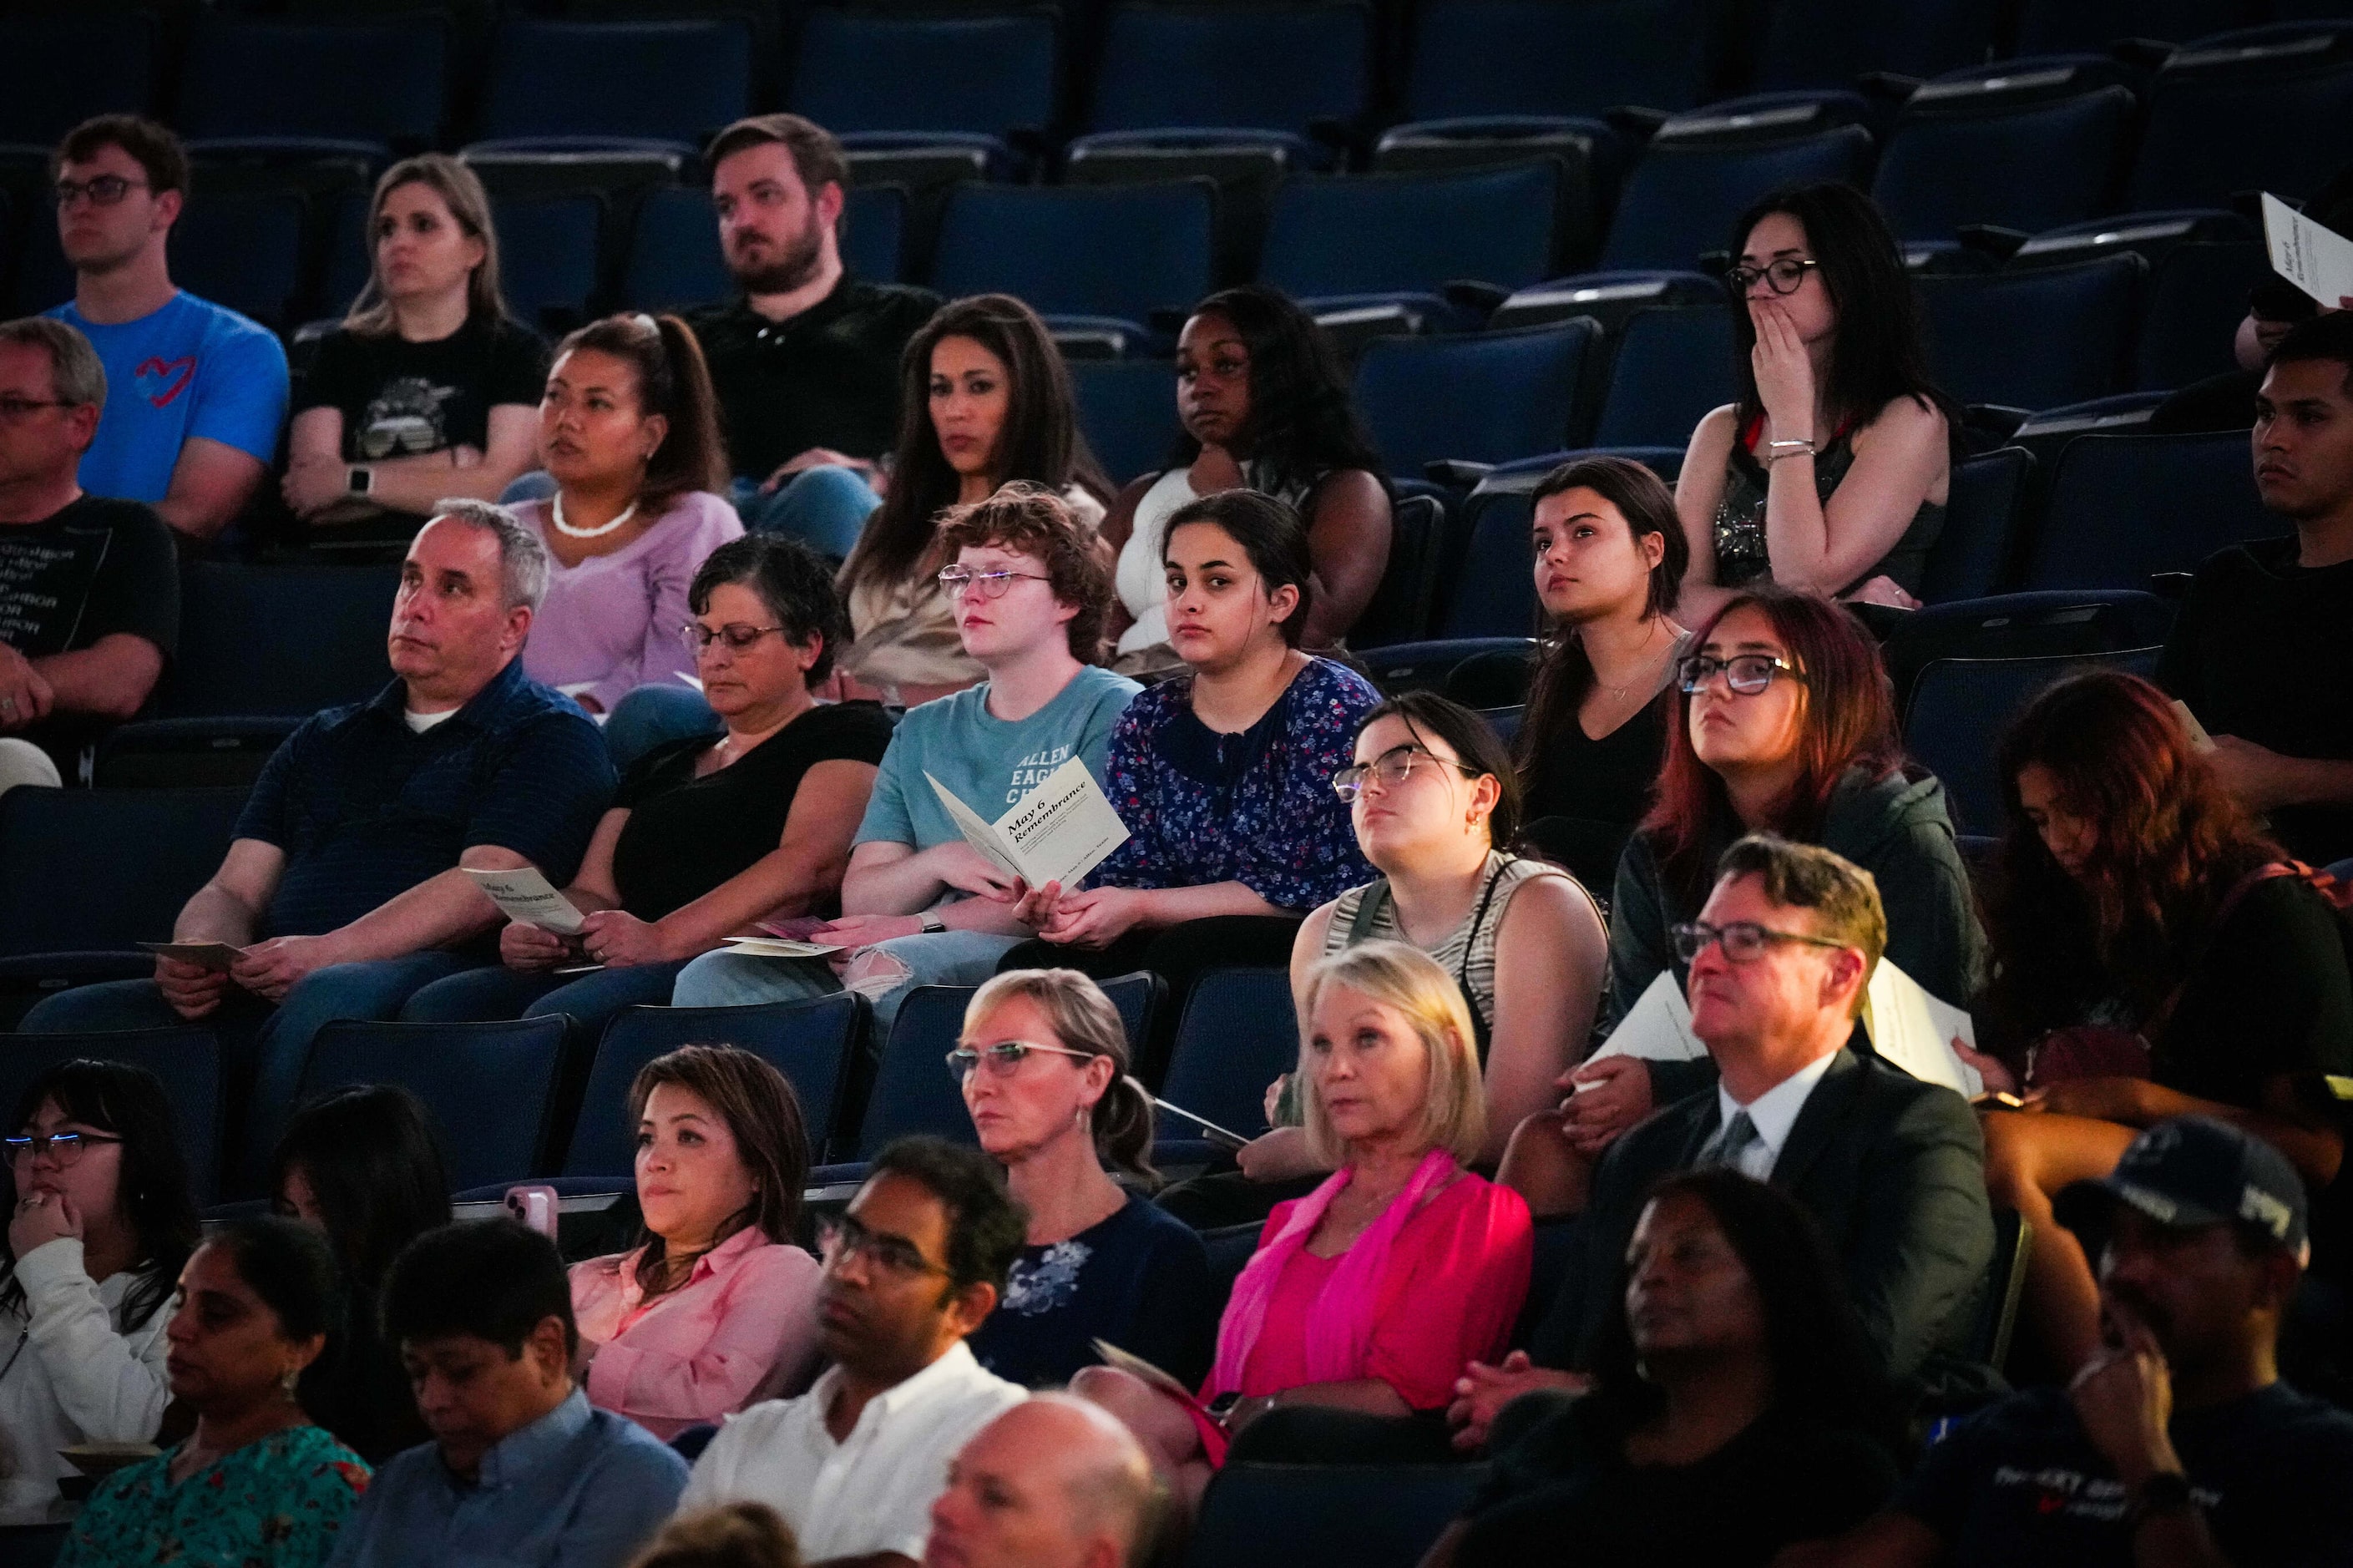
[832,295,1112,706]
[0,1060,200,1524]
[1676,183,1955,620]
[997,490,1379,1034]
[402,534,890,1035]
[956,970,1215,1389]
[569,1047,822,1438]
[1503,588,1981,1211]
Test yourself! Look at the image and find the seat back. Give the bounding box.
[2016,0,2244,52]
[791,10,1058,141]
[621,185,730,312]
[299,1017,571,1191]
[1184,1463,1490,1568]
[2137,239,2271,392]
[1591,305,1736,448]
[478,18,753,148]
[854,986,984,1158]
[1433,487,1541,639]
[0,12,156,144]
[158,562,399,718]
[1072,359,1183,486]
[2129,47,2353,210]
[1756,0,2001,88]
[1918,255,2145,412]
[0,1029,224,1204]
[931,181,1215,327]
[2027,431,2279,591]
[1090,3,1374,138]
[1403,0,1713,119]
[1921,446,2033,604]
[493,194,605,335]
[1262,162,1558,301]
[1905,648,2162,831]
[170,192,309,331]
[1158,969,1298,1146]
[0,788,249,959]
[180,17,448,149]
[1352,493,1443,650]
[1966,1208,2033,1374]
[1353,322,1596,476]
[841,185,908,286]
[569,995,869,1176]
[1600,125,1874,271]
[1871,89,2133,243]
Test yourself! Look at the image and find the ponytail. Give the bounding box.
[550,312,733,514]
[963,969,1161,1190]
[1093,1073,1159,1189]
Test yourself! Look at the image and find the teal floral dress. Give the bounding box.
[57,1424,370,1567]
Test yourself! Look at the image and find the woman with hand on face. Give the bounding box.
[58,1217,367,1568]
[832,295,1111,707]
[1676,183,1953,620]
[1104,286,1391,675]
[1971,671,2351,1371]
[0,1060,200,1524]
[959,969,1215,1390]
[569,1047,823,1439]
[401,534,892,1039]
[282,154,546,541]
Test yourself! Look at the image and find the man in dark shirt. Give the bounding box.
[0,316,176,785]
[21,499,614,1187]
[684,114,939,555]
[2158,312,2353,867]
[1784,1116,2353,1568]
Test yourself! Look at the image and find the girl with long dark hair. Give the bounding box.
[1676,183,1954,617]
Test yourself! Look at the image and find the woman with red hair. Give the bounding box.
[1971,670,2350,1369]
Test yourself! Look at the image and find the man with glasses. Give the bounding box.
[681,1137,1029,1567]
[1453,834,1993,1445]
[43,116,287,545]
[0,316,177,789]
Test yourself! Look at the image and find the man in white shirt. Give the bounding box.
[681,1137,1029,1567]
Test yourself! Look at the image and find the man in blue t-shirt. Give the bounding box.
[671,486,1139,1033]
[43,115,288,544]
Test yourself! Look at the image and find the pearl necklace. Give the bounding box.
[551,493,640,539]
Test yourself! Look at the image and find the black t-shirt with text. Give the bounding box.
[0,493,180,769]
[296,312,549,467]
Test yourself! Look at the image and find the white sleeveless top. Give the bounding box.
[1113,463,1319,659]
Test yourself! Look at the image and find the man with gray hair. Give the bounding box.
[23,500,613,1188]
[925,1394,1161,1568]
[0,315,178,791]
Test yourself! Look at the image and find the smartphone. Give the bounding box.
[1970,1090,2027,1110]
[504,1184,559,1242]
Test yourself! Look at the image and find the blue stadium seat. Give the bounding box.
[1352,323,1597,478]
[1089,3,1374,158]
[1881,588,2178,715]
[2127,31,2353,209]
[1260,163,1559,325]
[1072,359,1182,485]
[1905,649,2163,832]
[1917,255,2144,411]
[931,181,1215,352]
[155,562,399,718]
[0,1029,224,1203]
[2015,0,2250,52]
[1599,124,1874,271]
[564,996,868,1176]
[1920,446,2033,604]
[1354,493,1445,650]
[299,1017,570,1191]
[1184,1463,1489,1568]
[2026,431,2278,590]
[493,194,604,335]
[789,10,1059,164]
[1359,637,1540,699]
[1401,0,1714,119]
[0,12,157,145]
[620,185,727,312]
[1589,305,1736,448]
[1432,484,1542,638]
[177,17,448,162]
[1754,0,2001,88]
[1871,87,2134,245]
[841,185,908,286]
[2136,239,2270,392]
[474,18,753,155]
[1157,969,1299,1153]
[169,191,310,331]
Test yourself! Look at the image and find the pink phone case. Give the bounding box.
[504,1185,559,1241]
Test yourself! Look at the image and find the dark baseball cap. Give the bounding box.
[2055,1115,2310,1262]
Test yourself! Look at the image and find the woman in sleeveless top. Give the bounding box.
[1101,286,1390,675]
[1674,183,1954,622]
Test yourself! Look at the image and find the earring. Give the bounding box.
[281,1365,301,1399]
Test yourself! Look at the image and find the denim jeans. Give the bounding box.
[601,685,723,774]
[400,959,691,1036]
[669,928,1022,1043]
[732,467,881,560]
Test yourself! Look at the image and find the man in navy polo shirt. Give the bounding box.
[23,500,614,1187]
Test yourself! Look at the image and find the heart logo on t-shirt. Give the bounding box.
[134,355,195,408]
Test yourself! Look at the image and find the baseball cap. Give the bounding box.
[2055,1115,2310,1262]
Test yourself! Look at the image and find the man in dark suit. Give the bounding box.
[1452,834,1995,1444]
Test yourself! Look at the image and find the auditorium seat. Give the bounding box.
[788,9,1059,175]
[154,562,398,719]
[2136,238,2272,392]
[2126,27,2353,210]
[1353,493,1445,650]
[1400,0,1714,119]
[473,18,753,156]
[177,15,448,164]
[1085,2,1374,164]
[297,1016,570,1191]
[493,193,604,335]
[1917,255,2145,411]
[2014,0,2251,53]
[1920,445,2034,604]
[1905,647,2163,832]
[929,180,1215,356]
[1753,0,2001,89]
[0,1029,224,1202]
[1352,322,1598,478]
[1871,84,2134,245]
[1071,358,1182,486]
[1259,162,1559,331]
[1588,304,1737,449]
[1431,483,1542,639]
[169,190,310,331]
[1156,969,1300,1161]
[1597,122,1873,271]
[2025,430,2278,590]
[620,185,729,312]
[0,11,157,147]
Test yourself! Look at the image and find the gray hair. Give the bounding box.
[428,498,549,613]
[0,317,106,409]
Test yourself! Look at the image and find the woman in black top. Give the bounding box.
[1969,670,2352,1372]
[283,154,548,544]
[402,534,893,1036]
[1426,1169,1897,1568]
[1517,455,1691,892]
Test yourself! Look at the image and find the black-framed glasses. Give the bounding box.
[1333,744,1482,802]
[1672,920,1851,964]
[1677,653,1804,697]
[3,1132,122,1167]
[1725,257,1820,296]
[817,1215,953,1280]
[0,397,73,422]
[54,175,147,210]
[946,1039,1098,1081]
[681,622,786,655]
[938,566,1050,600]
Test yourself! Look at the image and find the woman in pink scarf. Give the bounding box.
[1078,940,1533,1509]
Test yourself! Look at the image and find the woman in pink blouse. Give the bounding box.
[569,1045,822,1439]
[1078,940,1532,1510]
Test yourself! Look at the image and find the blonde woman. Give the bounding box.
[283,154,547,532]
[958,969,1214,1388]
[1078,941,1532,1504]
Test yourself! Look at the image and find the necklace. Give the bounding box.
[1596,622,1677,702]
[550,493,640,539]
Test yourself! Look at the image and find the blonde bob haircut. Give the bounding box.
[1298,940,1485,1167]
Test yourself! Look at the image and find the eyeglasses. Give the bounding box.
[946,1039,1098,1081]
[0,397,73,422]
[1672,920,1852,964]
[938,566,1050,600]
[1677,653,1804,697]
[818,1216,953,1280]
[1332,744,1482,802]
[681,622,787,655]
[3,1132,123,1167]
[53,175,148,210]
[1725,257,1820,296]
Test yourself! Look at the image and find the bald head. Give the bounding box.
[926,1394,1158,1568]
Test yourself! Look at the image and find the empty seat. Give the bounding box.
[1353,492,1445,650]
[930,181,1215,350]
[2137,239,2271,392]
[2026,430,2278,590]
[1599,124,1873,271]
[1072,358,1182,485]
[841,185,908,286]
[1184,1463,1488,1568]
[2016,0,2250,52]
[1260,163,1559,321]
[1917,256,2144,411]
[178,17,448,160]
[1157,969,1301,1150]
[1920,445,2033,604]
[0,12,156,144]
[475,19,753,154]
[156,562,400,718]
[1089,3,1374,151]
[1402,0,1713,119]
[493,194,604,335]
[168,191,310,331]
[1905,649,2163,832]
[1755,0,2001,88]
[0,1029,224,1202]
[299,1016,570,1191]
[1882,587,2178,715]
[620,185,728,312]
[1433,484,1541,638]
[1871,88,2134,244]
[2128,33,2353,210]
[1590,305,1736,448]
[1352,323,1597,478]
[789,10,1058,157]
[853,986,985,1160]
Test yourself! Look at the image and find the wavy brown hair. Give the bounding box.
[935,482,1114,664]
[1979,671,2279,1049]
[625,1046,811,1295]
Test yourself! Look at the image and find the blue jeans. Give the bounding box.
[18,951,476,1196]
[669,928,1021,1042]
[400,959,690,1035]
[732,467,880,559]
[602,685,722,773]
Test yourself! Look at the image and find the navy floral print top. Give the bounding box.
[1089,656,1379,909]
[58,1424,368,1568]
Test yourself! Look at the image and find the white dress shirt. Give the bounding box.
[680,1339,1025,1561]
[1710,1049,1841,1181]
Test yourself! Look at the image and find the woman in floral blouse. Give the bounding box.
[60,1216,368,1568]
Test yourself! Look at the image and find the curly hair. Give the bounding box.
[935,482,1115,663]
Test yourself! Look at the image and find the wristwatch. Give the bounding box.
[918,911,947,934]
[347,466,372,496]
[2127,1471,2197,1530]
